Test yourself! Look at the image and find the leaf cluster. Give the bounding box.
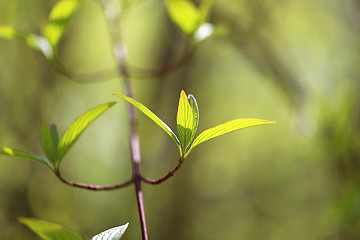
[114,90,275,159]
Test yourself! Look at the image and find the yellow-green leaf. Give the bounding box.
[177,90,196,151]
[0,147,51,167]
[43,0,81,49]
[19,217,82,240]
[57,102,117,161]
[185,118,276,157]
[0,25,53,58]
[165,0,201,37]
[113,93,180,147]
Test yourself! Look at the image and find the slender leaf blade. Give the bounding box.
[113,93,180,146]
[40,120,58,164]
[0,25,53,58]
[188,93,199,142]
[177,90,195,150]
[92,223,129,240]
[50,123,60,153]
[43,0,81,49]
[186,118,276,157]
[165,0,201,36]
[19,217,82,240]
[57,102,117,161]
[0,147,50,167]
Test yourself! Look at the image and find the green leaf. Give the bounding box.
[92,223,129,240]
[177,90,196,152]
[199,0,213,23]
[0,147,51,167]
[43,0,81,49]
[188,93,199,140]
[113,93,181,147]
[185,118,276,157]
[19,217,82,240]
[50,124,60,152]
[0,25,53,58]
[57,102,117,161]
[40,120,58,165]
[165,0,201,37]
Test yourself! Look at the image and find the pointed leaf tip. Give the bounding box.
[177,90,197,152]
[57,101,117,161]
[92,223,129,240]
[19,217,82,240]
[40,119,58,165]
[113,93,181,147]
[185,118,276,157]
[0,147,51,167]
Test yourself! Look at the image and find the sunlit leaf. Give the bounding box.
[92,223,129,240]
[185,118,276,157]
[0,25,53,58]
[0,147,51,167]
[177,90,196,151]
[40,120,58,165]
[19,217,82,240]
[165,0,201,37]
[43,0,81,49]
[57,102,117,161]
[113,93,181,148]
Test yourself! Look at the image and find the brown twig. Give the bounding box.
[141,157,184,185]
[55,172,134,191]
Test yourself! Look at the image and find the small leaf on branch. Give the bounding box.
[113,93,181,147]
[0,147,51,167]
[19,217,82,240]
[40,120,59,165]
[57,101,117,161]
[165,0,201,37]
[185,118,276,157]
[0,25,53,58]
[43,0,81,50]
[91,223,129,240]
[177,90,196,151]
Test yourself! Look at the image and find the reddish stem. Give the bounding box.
[56,172,133,190]
[141,158,184,185]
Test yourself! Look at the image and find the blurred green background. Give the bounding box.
[1,0,360,239]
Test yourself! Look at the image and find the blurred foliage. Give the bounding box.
[1,0,360,239]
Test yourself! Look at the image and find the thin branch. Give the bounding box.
[141,157,184,185]
[50,47,194,82]
[55,172,134,191]
[101,0,149,239]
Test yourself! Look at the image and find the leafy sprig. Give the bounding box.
[114,90,275,160]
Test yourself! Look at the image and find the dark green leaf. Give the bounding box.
[92,223,129,240]
[113,93,181,147]
[19,217,82,240]
[57,102,117,161]
[0,147,51,167]
[40,120,58,165]
[43,0,81,49]
[185,118,276,157]
[50,124,60,152]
